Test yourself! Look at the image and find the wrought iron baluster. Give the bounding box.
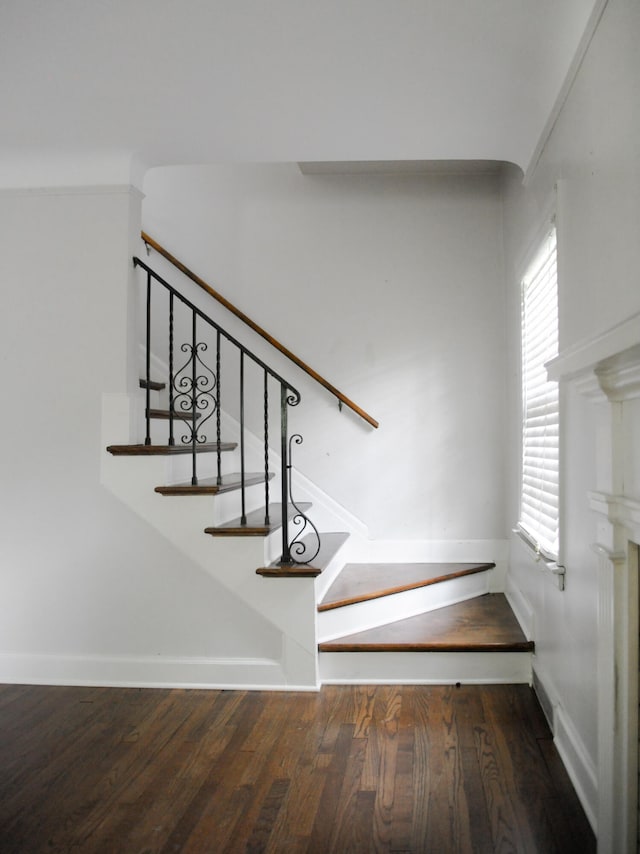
[240,352,246,525]
[216,330,222,486]
[264,370,270,526]
[168,292,175,446]
[145,272,152,445]
[280,384,292,565]
[191,310,197,485]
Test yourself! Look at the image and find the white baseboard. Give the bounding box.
[532,663,598,834]
[0,652,319,691]
[344,538,509,564]
[554,702,598,834]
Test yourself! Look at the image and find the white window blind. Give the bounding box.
[519,227,559,559]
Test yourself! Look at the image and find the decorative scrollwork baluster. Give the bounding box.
[171,323,218,486]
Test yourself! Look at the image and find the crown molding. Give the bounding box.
[0,184,144,199]
[524,0,610,184]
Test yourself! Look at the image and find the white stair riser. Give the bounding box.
[319,650,532,685]
[317,570,491,643]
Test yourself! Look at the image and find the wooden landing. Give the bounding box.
[257,532,349,578]
[205,502,312,537]
[318,594,533,653]
[319,561,494,611]
[155,472,273,496]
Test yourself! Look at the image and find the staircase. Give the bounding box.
[107,376,534,687]
[104,236,534,689]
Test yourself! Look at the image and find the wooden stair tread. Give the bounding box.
[318,594,534,652]
[155,472,274,496]
[318,561,495,611]
[139,378,166,391]
[107,442,236,456]
[205,502,312,537]
[146,408,201,420]
[257,532,349,578]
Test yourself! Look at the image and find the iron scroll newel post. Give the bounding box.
[278,386,321,567]
[279,385,293,565]
[144,271,152,445]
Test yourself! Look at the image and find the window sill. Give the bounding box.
[512,527,565,590]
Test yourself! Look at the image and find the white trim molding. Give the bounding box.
[589,493,640,536]
[568,329,640,853]
[0,652,300,691]
[547,313,640,384]
[0,184,144,199]
[530,660,598,831]
[592,542,639,854]
[524,0,610,184]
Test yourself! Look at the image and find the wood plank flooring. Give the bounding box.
[0,683,594,853]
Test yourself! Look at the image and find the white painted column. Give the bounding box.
[552,333,640,853]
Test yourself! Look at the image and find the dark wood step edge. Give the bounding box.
[257,532,349,578]
[205,502,312,537]
[146,408,201,420]
[106,441,237,456]
[318,638,535,653]
[140,378,166,391]
[155,472,274,496]
[318,562,496,612]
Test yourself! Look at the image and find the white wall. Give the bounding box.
[502,0,640,833]
[0,182,285,687]
[143,164,507,542]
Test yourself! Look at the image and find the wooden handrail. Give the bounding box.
[140,231,379,429]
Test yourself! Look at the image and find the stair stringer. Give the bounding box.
[101,392,322,690]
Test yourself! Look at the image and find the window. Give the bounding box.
[519,226,559,559]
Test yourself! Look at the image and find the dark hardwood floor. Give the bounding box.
[0,683,595,853]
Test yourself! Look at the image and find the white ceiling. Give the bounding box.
[1,0,601,173]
